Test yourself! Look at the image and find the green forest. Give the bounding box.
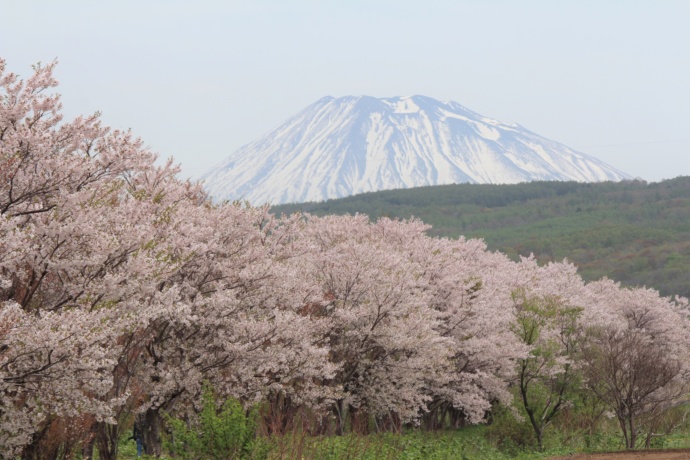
[272,176,690,299]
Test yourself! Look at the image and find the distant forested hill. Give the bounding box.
[271,177,690,299]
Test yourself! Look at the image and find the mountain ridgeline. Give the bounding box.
[202,95,630,205]
[272,177,690,299]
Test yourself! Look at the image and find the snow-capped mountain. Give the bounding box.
[201,95,630,205]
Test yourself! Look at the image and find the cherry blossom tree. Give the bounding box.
[581,280,690,449]
[409,234,525,429]
[0,58,161,457]
[130,205,337,453]
[0,57,335,457]
[295,214,454,433]
[508,258,588,450]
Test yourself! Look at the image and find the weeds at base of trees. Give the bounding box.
[113,390,690,460]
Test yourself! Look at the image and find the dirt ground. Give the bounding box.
[550,449,690,460]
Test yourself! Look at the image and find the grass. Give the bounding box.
[114,426,586,459]
[112,404,690,459]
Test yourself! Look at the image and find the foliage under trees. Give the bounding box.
[2,59,690,458]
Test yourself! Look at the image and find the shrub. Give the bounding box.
[165,385,267,459]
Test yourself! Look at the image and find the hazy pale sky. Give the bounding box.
[2,0,689,182]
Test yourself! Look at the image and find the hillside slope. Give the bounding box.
[272,177,690,299]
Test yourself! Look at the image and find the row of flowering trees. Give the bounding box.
[2,59,690,458]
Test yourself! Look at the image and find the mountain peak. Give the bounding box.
[201,95,630,205]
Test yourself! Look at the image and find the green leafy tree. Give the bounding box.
[511,289,584,450]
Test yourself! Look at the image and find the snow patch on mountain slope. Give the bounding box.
[201,95,631,205]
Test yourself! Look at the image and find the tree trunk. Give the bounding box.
[95,421,120,460]
[79,419,98,460]
[350,405,369,434]
[333,400,345,435]
[421,401,448,431]
[628,416,637,449]
[262,392,297,435]
[141,408,163,457]
[20,423,53,460]
[449,407,467,429]
[81,437,95,460]
[380,411,401,433]
[20,434,43,460]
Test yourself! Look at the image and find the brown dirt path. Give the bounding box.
[549,449,690,460]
